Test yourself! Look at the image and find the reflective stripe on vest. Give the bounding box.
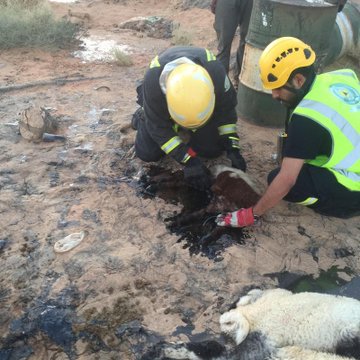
[161,136,182,154]
[218,124,237,135]
[299,99,360,171]
[328,69,358,79]
[296,197,319,206]
[293,70,360,191]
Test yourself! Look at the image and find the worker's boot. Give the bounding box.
[131,107,145,130]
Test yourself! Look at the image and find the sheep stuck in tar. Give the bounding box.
[220,288,360,358]
[167,165,260,230]
[140,164,261,256]
[209,165,260,211]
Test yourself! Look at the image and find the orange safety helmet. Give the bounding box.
[165,63,215,129]
[259,37,316,90]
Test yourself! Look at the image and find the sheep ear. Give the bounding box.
[237,289,264,306]
[237,295,253,306]
[234,312,250,345]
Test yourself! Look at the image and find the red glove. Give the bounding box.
[216,208,256,228]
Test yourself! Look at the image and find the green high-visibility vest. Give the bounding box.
[292,69,360,191]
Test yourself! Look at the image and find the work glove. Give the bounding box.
[227,150,247,172]
[216,208,256,228]
[210,0,217,14]
[183,157,212,191]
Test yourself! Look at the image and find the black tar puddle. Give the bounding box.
[136,165,248,261]
[0,283,164,359]
[266,265,355,295]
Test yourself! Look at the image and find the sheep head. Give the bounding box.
[219,309,250,345]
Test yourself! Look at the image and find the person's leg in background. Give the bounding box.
[213,0,239,74]
[234,0,253,85]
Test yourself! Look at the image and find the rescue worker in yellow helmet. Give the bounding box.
[216,36,360,228]
[131,46,246,191]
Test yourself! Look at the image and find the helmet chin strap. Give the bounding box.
[282,72,316,104]
[281,84,298,94]
[281,84,304,106]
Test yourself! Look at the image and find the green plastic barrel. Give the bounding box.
[237,0,338,127]
[324,2,360,66]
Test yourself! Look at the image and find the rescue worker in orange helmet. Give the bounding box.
[131,46,246,191]
[216,36,360,228]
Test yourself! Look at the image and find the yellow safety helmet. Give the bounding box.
[166,63,215,129]
[259,37,316,90]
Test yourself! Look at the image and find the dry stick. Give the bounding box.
[0,75,110,93]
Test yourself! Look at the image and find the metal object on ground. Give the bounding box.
[276,131,288,165]
[19,105,58,142]
[42,133,66,142]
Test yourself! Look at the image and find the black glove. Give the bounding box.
[183,157,212,191]
[227,150,247,172]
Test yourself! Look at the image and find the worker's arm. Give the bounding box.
[253,157,305,216]
[216,157,304,227]
[142,69,190,163]
[207,62,247,170]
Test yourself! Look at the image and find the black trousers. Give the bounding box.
[214,0,253,79]
[268,164,360,219]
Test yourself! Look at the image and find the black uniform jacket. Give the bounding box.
[142,46,238,163]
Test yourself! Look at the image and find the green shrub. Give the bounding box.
[111,47,133,66]
[0,0,45,8]
[171,26,193,46]
[0,0,79,49]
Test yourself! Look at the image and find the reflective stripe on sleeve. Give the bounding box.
[218,124,237,135]
[181,153,192,164]
[229,136,240,149]
[161,136,182,154]
[172,123,180,133]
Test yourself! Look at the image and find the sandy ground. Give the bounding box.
[0,0,360,359]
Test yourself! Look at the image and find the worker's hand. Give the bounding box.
[216,208,255,228]
[227,150,247,172]
[210,0,217,14]
[184,157,212,191]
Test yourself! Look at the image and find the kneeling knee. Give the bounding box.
[135,146,163,163]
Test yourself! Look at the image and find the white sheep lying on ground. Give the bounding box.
[277,346,356,360]
[220,288,360,354]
